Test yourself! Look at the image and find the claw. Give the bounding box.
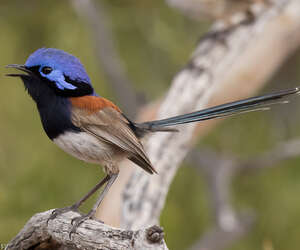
[47,205,79,225]
[69,211,103,239]
[69,212,93,238]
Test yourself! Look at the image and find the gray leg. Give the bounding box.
[90,173,118,212]
[48,174,111,223]
[73,174,111,208]
[69,173,119,237]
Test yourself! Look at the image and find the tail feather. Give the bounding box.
[137,87,299,131]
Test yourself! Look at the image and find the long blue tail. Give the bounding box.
[136,87,299,132]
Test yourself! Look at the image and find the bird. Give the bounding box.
[6,48,299,235]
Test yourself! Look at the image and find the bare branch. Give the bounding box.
[6,210,168,250]
[71,0,142,117]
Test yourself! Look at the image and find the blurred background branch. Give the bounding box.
[188,137,300,249]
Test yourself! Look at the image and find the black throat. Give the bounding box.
[20,75,81,140]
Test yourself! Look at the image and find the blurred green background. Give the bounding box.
[1,1,300,249]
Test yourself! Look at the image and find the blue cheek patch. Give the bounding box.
[55,78,77,90]
[42,70,77,90]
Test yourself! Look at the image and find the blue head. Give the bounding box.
[6,48,93,139]
[7,48,95,102]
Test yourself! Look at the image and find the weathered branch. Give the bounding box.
[121,0,300,230]
[5,210,168,250]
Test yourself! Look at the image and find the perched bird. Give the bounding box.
[6,48,299,235]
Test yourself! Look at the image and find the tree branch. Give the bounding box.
[5,210,168,250]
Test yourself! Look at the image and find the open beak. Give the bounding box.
[6,64,32,77]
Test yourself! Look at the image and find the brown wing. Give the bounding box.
[71,103,156,174]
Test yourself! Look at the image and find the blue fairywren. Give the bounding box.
[6,48,299,235]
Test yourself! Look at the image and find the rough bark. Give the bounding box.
[5,210,167,250]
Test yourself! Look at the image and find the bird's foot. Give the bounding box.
[69,210,103,238]
[47,204,80,224]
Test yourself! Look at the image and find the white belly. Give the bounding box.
[53,131,116,165]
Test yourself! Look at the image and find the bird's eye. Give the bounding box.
[41,66,53,75]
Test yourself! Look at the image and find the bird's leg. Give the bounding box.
[69,173,118,237]
[48,174,111,223]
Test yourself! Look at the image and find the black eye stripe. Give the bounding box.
[41,66,53,75]
[26,66,94,97]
